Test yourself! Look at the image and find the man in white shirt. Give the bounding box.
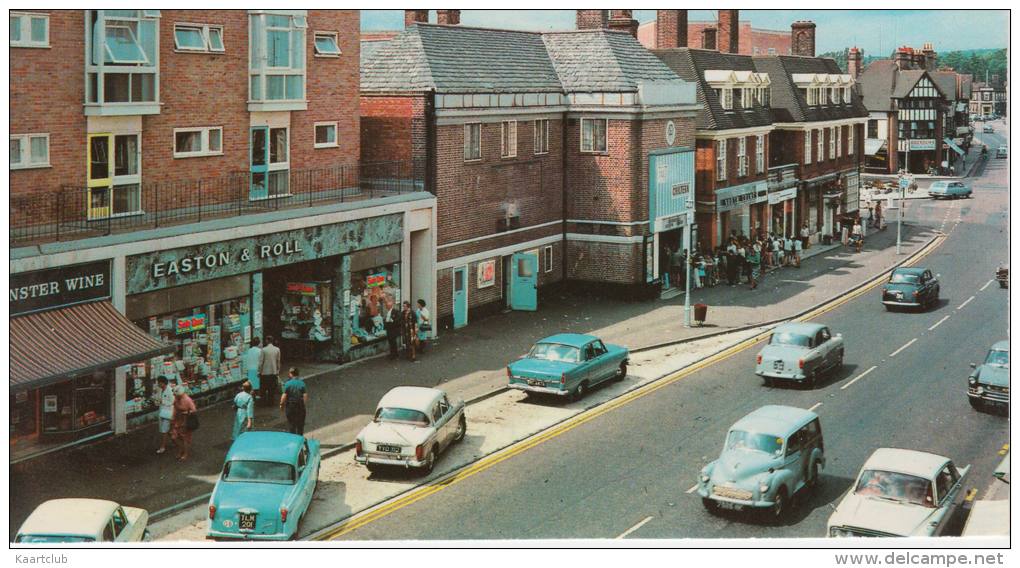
[155,375,175,455]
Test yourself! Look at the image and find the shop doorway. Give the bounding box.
[452,266,468,328]
[509,252,538,311]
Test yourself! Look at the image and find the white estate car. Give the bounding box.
[15,499,150,543]
[828,448,970,537]
[354,386,466,474]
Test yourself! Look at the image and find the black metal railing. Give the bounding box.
[767,163,799,189]
[10,159,425,245]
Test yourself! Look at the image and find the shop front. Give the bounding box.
[714,181,768,244]
[10,261,173,463]
[648,148,695,287]
[767,187,798,238]
[898,138,939,174]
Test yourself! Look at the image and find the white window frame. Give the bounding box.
[716,139,727,181]
[835,126,842,158]
[722,88,733,110]
[580,118,608,154]
[313,31,341,57]
[817,129,824,161]
[501,120,517,158]
[248,11,307,109]
[85,10,161,113]
[266,126,290,198]
[755,134,765,174]
[10,12,49,48]
[737,137,748,177]
[848,124,855,155]
[173,126,223,158]
[314,121,339,148]
[804,130,812,164]
[10,133,51,169]
[843,86,851,104]
[829,126,837,160]
[534,119,549,155]
[830,87,839,105]
[543,245,553,273]
[173,23,225,53]
[464,123,481,161]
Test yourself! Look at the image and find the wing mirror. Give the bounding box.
[969,363,977,369]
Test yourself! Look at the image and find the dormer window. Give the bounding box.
[843,87,851,104]
[720,88,733,110]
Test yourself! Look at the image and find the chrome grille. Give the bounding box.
[712,485,753,500]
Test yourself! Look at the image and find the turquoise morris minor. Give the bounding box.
[207,431,320,541]
[506,333,629,400]
[697,405,824,522]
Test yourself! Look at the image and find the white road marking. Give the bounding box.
[686,483,700,494]
[889,338,917,357]
[928,315,951,331]
[957,295,976,310]
[808,402,823,412]
[841,365,878,390]
[616,516,654,539]
[980,279,994,291]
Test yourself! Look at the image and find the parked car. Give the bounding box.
[968,340,1009,410]
[983,125,994,133]
[697,405,824,522]
[507,333,629,400]
[207,431,320,541]
[961,453,1008,537]
[15,498,149,543]
[996,263,1009,288]
[881,267,940,311]
[928,181,972,199]
[755,323,844,388]
[996,145,1007,158]
[355,386,466,474]
[828,448,969,537]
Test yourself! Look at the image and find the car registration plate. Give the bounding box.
[716,501,742,511]
[238,512,257,531]
[527,379,545,387]
[773,360,784,371]
[376,444,401,454]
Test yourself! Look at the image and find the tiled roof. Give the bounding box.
[360,39,391,68]
[891,70,928,99]
[653,48,773,131]
[930,71,959,101]
[754,55,868,122]
[543,30,681,92]
[857,59,898,111]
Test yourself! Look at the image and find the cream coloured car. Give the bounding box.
[15,498,149,543]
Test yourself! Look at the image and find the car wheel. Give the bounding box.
[999,280,1008,289]
[763,376,773,388]
[572,381,587,402]
[884,304,894,312]
[806,461,821,491]
[366,463,380,475]
[614,362,627,382]
[701,497,718,514]
[834,351,844,373]
[421,448,437,475]
[769,488,788,523]
[454,415,467,443]
[806,370,818,390]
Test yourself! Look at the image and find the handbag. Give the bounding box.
[186,412,200,431]
[419,322,432,332]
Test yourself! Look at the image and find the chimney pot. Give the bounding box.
[437,10,460,26]
[608,9,639,38]
[404,10,429,28]
[790,21,816,57]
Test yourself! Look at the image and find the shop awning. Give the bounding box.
[10,301,174,392]
[864,138,886,156]
[944,137,965,156]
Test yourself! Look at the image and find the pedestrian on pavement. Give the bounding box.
[737,242,750,284]
[259,336,281,408]
[416,299,431,351]
[783,234,794,267]
[851,219,864,252]
[280,367,308,435]
[792,234,803,267]
[231,381,255,440]
[874,201,883,229]
[747,242,762,289]
[155,376,175,455]
[171,385,196,462]
[242,338,262,403]
[725,240,739,286]
[384,299,401,359]
[661,245,673,288]
[670,248,684,291]
[400,301,419,362]
[800,223,811,250]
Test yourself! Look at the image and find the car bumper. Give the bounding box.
[207,529,291,541]
[968,387,1009,404]
[355,454,427,468]
[882,299,921,307]
[756,368,806,380]
[697,487,775,509]
[507,382,569,396]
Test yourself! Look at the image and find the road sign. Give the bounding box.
[899,177,910,191]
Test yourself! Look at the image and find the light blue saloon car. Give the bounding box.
[507,333,629,400]
[928,181,972,199]
[968,340,1009,410]
[207,431,320,541]
[755,322,844,388]
[698,405,824,522]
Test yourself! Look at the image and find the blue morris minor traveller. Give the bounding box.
[507,334,629,400]
[755,323,844,388]
[698,405,824,521]
[207,431,320,541]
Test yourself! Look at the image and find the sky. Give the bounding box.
[361,10,1008,55]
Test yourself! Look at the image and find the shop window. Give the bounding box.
[174,127,223,158]
[87,133,142,220]
[313,32,341,57]
[314,122,338,148]
[581,118,608,153]
[281,282,332,342]
[173,24,224,53]
[464,123,481,161]
[85,10,160,114]
[249,11,306,111]
[10,12,49,48]
[10,133,50,169]
[350,264,400,348]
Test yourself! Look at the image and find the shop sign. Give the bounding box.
[477,260,496,289]
[654,214,688,233]
[671,182,690,198]
[716,182,768,213]
[126,214,404,294]
[9,260,111,317]
[366,273,387,288]
[176,313,207,335]
[908,138,936,151]
[768,187,798,205]
[286,282,318,295]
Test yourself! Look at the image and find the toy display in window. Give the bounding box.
[350,267,399,345]
[281,282,332,341]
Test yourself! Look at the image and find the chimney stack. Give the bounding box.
[791,21,816,57]
[847,47,863,78]
[404,10,429,28]
[717,10,739,54]
[656,9,688,49]
[921,42,936,71]
[701,27,717,51]
[608,9,639,37]
[576,9,608,30]
[437,10,460,26]
[894,46,913,70]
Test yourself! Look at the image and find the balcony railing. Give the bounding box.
[10,159,425,246]
[767,163,799,189]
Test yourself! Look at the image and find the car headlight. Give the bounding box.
[975,386,985,395]
[968,376,978,386]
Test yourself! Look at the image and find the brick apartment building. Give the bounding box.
[9,9,436,462]
[361,11,698,329]
[638,10,791,55]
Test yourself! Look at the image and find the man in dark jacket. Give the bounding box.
[383,300,401,359]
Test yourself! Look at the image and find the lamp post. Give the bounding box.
[683,202,695,328]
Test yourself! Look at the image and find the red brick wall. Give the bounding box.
[566,241,643,284]
[693,132,771,249]
[360,95,421,165]
[640,20,790,55]
[565,118,639,224]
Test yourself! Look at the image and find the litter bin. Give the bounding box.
[693,303,708,326]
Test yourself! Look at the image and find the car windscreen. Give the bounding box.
[770,332,811,347]
[985,349,1009,367]
[725,430,783,456]
[889,272,919,284]
[528,343,581,363]
[15,535,96,543]
[375,407,430,427]
[222,460,295,484]
[854,469,933,506]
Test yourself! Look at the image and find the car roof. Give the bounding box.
[862,448,950,479]
[377,386,444,412]
[537,333,598,348]
[773,322,826,336]
[891,267,927,275]
[226,431,304,463]
[18,498,119,537]
[991,340,1009,351]
[730,405,818,436]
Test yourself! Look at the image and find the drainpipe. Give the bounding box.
[561,111,569,286]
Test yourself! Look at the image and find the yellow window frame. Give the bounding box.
[87,133,113,219]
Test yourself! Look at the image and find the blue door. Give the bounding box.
[509,252,538,311]
[250,127,269,199]
[452,266,468,328]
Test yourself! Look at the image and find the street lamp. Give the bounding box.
[683,200,695,328]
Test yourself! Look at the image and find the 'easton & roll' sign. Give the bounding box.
[9,260,112,317]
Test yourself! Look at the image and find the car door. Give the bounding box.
[429,401,448,450]
[296,442,313,516]
[436,396,454,450]
[926,270,939,301]
[110,507,131,542]
[816,328,833,369]
[591,340,612,383]
[931,462,964,535]
[783,430,807,493]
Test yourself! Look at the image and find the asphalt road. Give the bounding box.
[334,133,1010,540]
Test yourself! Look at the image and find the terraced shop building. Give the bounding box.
[361,19,698,330]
